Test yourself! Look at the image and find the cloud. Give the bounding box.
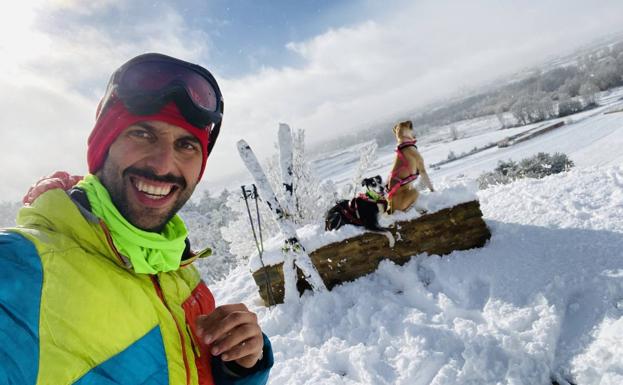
[205,0,623,190]
[1,0,622,201]
[0,1,213,201]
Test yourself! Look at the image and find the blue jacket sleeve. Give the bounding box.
[0,232,43,385]
[211,333,274,385]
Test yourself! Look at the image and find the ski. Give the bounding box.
[237,139,326,302]
[278,123,295,218]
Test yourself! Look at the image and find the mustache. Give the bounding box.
[124,166,187,189]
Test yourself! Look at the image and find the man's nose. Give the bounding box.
[144,141,177,176]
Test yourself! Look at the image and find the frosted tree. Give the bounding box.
[262,127,338,225]
[222,124,338,264]
[449,125,459,141]
[579,81,599,106]
[220,187,280,263]
[340,141,378,199]
[179,189,241,283]
[495,103,507,129]
[510,96,531,125]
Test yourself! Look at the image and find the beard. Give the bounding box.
[97,163,195,233]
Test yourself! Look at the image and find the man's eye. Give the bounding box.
[178,140,200,152]
[129,129,152,139]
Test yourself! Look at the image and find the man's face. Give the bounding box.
[97,121,203,232]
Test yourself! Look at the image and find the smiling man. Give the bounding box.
[0,53,273,385]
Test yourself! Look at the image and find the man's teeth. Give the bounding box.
[135,180,173,198]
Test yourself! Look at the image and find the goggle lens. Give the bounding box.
[120,61,219,111]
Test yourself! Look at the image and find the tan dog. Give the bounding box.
[386,120,434,213]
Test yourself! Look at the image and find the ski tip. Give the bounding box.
[236,139,250,151]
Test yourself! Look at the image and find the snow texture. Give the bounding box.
[217,90,623,384]
[214,164,623,385]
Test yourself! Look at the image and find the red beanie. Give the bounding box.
[87,101,210,181]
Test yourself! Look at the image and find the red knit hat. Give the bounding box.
[87,100,210,181]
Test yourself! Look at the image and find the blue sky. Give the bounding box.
[1,0,622,201]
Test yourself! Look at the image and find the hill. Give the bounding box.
[207,89,623,384]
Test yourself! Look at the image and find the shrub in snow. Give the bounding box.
[557,98,583,117]
[477,153,574,189]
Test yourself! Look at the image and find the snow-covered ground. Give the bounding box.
[210,90,623,384]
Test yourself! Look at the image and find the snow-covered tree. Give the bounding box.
[495,103,507,129]
[221,125,340,262]
[449,125,459,141]
[220,186,280,265]
[340,141,378,198]
[557,97,582,117]
[579,81,599,106]
[180,189,240,283]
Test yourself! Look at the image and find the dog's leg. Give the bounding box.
[382,231,395,248]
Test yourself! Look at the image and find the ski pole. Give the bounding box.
[241,185,276,306]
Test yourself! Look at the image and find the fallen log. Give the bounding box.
[252,200,491,306]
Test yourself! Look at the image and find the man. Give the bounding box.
[0,53,273,384]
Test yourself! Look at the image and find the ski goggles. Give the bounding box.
[98,53,224,155]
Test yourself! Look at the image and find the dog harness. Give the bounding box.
[387,140,419,199]
[358,191,389,213]
[336,192,388,226]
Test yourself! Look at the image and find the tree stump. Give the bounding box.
[252,200,491,306]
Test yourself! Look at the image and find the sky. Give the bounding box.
[1,0,623,202]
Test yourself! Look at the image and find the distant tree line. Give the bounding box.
[315,39,623,153]
[414,41,623,129]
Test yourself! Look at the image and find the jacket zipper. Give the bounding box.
[100,221,130,268]
[151,275,192,385]
[100,221,192,385]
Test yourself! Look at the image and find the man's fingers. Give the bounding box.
[204,310,257,345]
[195,304,253,344]
[193,303,265,368]
[220,334,264,366]
[210,323,260,356]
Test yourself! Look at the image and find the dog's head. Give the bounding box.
[361,175,386,197]
[393,120,414,142]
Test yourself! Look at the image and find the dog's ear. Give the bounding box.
[392,124,399,135]
[361,178,368,187]
[374,175,382,184]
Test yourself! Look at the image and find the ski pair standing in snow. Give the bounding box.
[0,53,273,384]
[237,124,327,304]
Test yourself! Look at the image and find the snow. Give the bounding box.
[211,97,623,384]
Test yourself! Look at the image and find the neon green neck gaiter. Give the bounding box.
[77,174,188,274]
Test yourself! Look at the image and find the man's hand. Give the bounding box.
[196,304,264,369]
[23,171,82,205]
